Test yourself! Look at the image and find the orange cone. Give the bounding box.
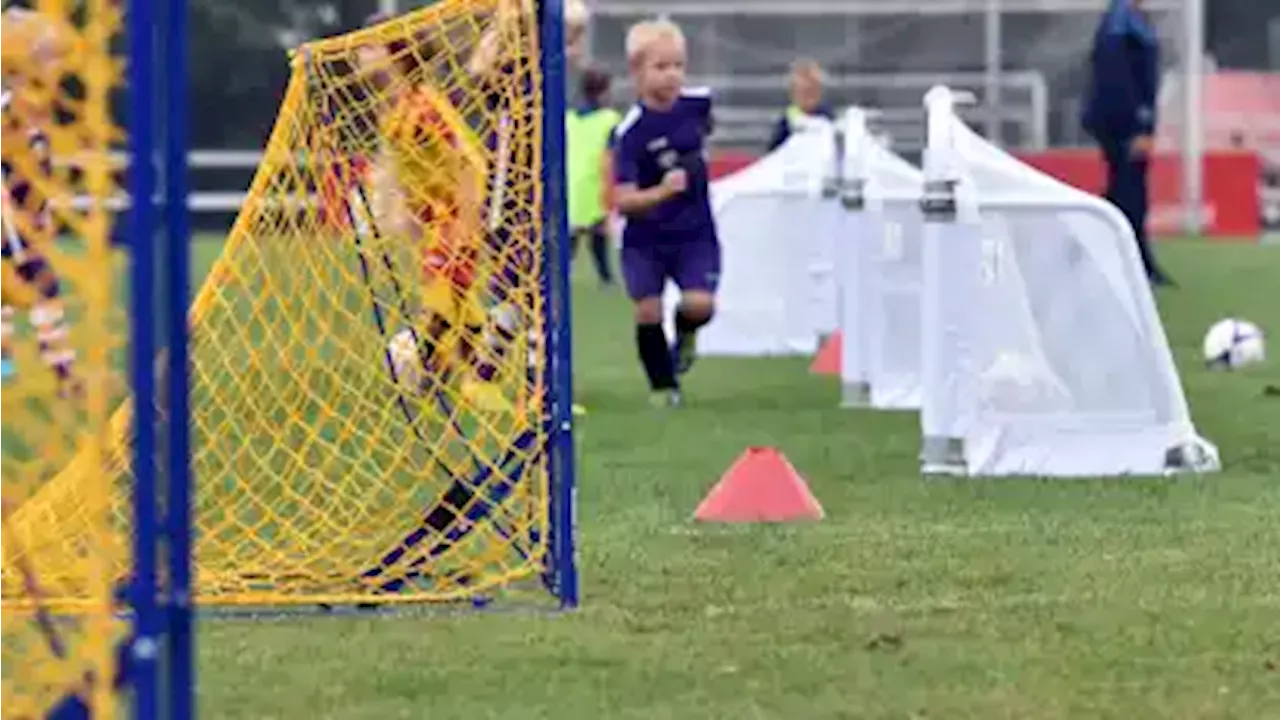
[694,447,824,523]
[809,333,841,376]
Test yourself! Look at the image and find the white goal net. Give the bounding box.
[835,109,927,411]
[679,87,1216,477]
[917,87,1218,477]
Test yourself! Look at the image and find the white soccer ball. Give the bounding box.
[1202,318,1266,370]
[387,328,423,389]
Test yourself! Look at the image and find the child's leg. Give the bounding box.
[588,221,614,287]
[15,254,77,392]
[671,239,722,375]
[416,274,461,384]
[569,227,585,261]
[458,282,514,414]
[621,245,678,402]
[472,301,517,383]
[468,236,530,393]
[419,233,477,382]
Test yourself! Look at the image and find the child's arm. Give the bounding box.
[371,144,412,238]
[610,129,686,215]
[613,175,684,216]
[450,146,484,247]
[466,28,502,80]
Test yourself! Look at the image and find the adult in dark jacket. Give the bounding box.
[1083,0,1173,285]
[767,59,835,152]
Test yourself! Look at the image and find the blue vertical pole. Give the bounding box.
[162,0,194,712]
[538,0,579,608]
[127,0,160,716]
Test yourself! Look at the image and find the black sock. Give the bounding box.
[590,228,613,283]
[675,306,711,337]
[636,323,677,390]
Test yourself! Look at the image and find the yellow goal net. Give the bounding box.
[2,0,125,716]
[5,0,575,640]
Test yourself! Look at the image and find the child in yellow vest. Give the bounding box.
[566,66,620,288]
[767,58,834,151]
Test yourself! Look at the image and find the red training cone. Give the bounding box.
[809,333,842,376]
[694,447,824,523]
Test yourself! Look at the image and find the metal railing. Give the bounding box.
[609,71,1049,151]
[590,0,1183,15]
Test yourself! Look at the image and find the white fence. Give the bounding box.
[48,150,257,214]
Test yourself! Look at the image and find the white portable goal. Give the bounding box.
[834,108,927,411]
[664,117,840,356]
[917,86,1219,477]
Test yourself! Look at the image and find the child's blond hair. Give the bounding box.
[790,58,826,86]
[625,18,686,65]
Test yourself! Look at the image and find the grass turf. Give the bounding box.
[184,237,1279,719]
[8,236,1274,717]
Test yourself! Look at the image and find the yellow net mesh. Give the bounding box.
[5,0,558,621]
[2,0,124,716]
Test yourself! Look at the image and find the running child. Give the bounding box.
[610,19,719,407]
[566,65,620,288]
[354,20,502,410]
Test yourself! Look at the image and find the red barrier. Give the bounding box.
[1016,149,1261,239]
[709,151,757,181]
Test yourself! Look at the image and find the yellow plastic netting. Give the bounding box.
[5,0,556,624]
[2,0,123,717]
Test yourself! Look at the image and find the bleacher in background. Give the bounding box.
[111,0,1278,239]
[586,0,1188,151]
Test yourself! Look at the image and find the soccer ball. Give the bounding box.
[1202,318,1266,370]
[387,328,424,389]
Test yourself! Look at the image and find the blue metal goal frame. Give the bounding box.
[538,0,580,610]
[128,0,193,716]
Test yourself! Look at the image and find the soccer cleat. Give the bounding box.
[0,357,14,382]
[648,388,681,408]
[672,330,698,376]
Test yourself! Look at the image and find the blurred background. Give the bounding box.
[186,0,1278,237]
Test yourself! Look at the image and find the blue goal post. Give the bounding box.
[538,0,581,610]
[127,0,193,716]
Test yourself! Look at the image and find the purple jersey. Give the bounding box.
[611,88,716,246]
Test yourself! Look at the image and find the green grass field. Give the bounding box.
[6,237,1277,717]
[184,237,1280,719]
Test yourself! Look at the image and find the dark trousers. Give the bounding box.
[572,222,614,285]
[1098,135,1165,281]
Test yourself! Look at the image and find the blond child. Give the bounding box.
[610,20,718,407]
[767,58,834,151]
